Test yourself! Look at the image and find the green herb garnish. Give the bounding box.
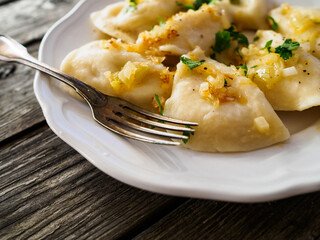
[234,47,243,59]
[237,34,249,46]
[154,94,163,115]
[230,0,241,4]
[177,0,221,11]
[237,63,248,76]
[260,39,300,60]
[180,56,205,70]
[125,0,138,12]
[211,0,223,4]
[150,94,164,129]
[158,17,166,27]
[251,65,258,68]
[212,25,248,55]
[253,36,260,42]
[262,40,273,53]
[210,53,216,60]
[275,39,300,60]
[267,16,279,31]
[224,79,228,87]
[177,2,194,10]
[182,125,194,144]
[194,0,210,10]
[213,30,231,53]
[226,25,249,47]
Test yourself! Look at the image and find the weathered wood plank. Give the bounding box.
[0,0,83,142]
[0,126,182,240]
[0,42,45,142]
[134,194,320,240]
[0,0,79,43]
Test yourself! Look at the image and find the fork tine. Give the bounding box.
[119,101,198,126]
[110,115,189,140]
[95,118,181,145]
[120,110,195,133]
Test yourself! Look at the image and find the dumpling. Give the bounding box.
[164,47,289,152]
[60,39,173,112]
[136,4,231,56]
[269,4,320,59]
[91,0,180,43]
[217,0,269,30]
[242,30,320,111]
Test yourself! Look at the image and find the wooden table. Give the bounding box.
[1,0,320,239]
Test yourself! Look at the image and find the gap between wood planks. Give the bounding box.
[0,120,47,149]
[0,0,19,7]
[117,198,187,240]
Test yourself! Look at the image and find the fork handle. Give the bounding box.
[0,35,106,106]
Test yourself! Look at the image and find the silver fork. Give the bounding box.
[0,35,197,145]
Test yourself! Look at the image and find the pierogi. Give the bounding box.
[136,4,230,56]
[60,40,173,112]
[217,0,269,30]
[242,30,320,111]
[164,48,290,152]
[91,0,180,43]
[269,4,320,59]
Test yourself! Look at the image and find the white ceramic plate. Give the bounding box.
[34,0,320,202]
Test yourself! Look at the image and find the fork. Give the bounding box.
[0,35,197,145]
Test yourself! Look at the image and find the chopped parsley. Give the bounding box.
[194,0,211,10]
[227,25,249,46]
[224,79,228,87]
[237,34,249,46]
[211,0,223,4]
[182,125,194,144]
[275,39,300,60]
[129,0,137,5]
[210,53,216,60]
[212,25,248,56]
[177,2,194,10]
[177,0,221,11]
[234,47,243,59]
[125,0,138,12]
[180,56,205,70]
[253,36,260,42]
[230,0,241,4]
[267,16,279,31]
[154,94,163,115]
[158,17,165,27]
[262,40,273,53]
[237,63,248,76]
[261,39,300,60]
[150,94,164,128]
[212,30,231,53]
